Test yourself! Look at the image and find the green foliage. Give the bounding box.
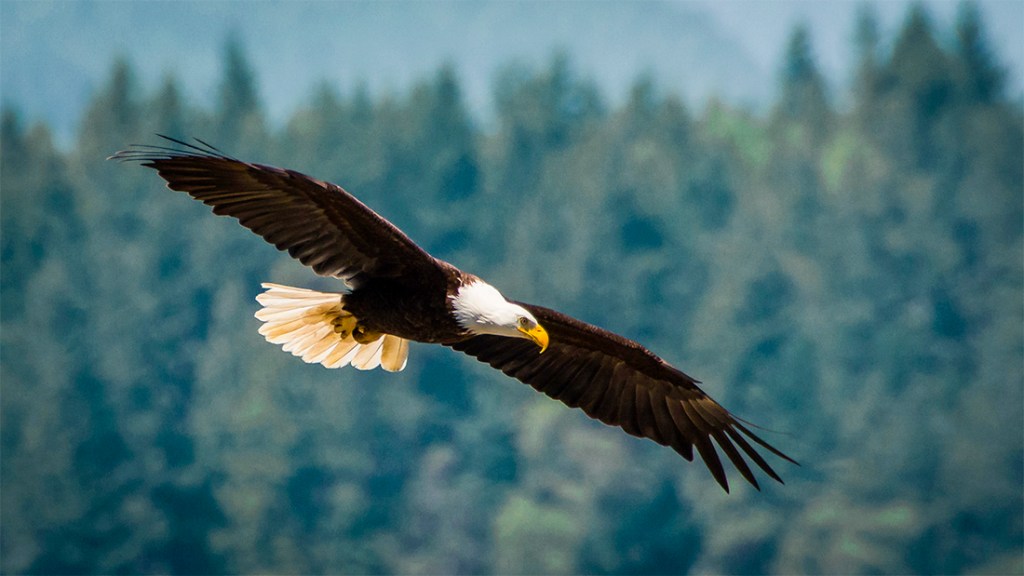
[774,25,831,146]
[2,4,1021,574]
[214,34,267,154]
[953,2,1006,105]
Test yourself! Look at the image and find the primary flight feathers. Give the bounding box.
[111,135,796,492]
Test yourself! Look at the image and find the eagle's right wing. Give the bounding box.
[449,303,797,492]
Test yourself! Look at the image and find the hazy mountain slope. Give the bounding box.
[1,1,767,144]
[3,1,1020,145]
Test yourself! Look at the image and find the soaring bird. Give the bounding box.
[112,136,795,492]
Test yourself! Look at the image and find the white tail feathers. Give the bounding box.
[254,283,409,372]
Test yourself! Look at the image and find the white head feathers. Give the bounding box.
[451,280,538,338]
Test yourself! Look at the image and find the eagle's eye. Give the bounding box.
[517,316,533,329]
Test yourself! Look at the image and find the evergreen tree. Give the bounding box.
[151,73,189,137]
[280,81,347,168]
[77,57,141,152]
[214,34,266,149]
[852,4,882,120]
[773,25,831,145]
[953,1,1005,104]
[765,25,831,248]
[488,54,604,275]
[0,112,84,320]
[878,4,955,171]
[492,54,603,196]
[0,110,31,307]
[424,64,480,204]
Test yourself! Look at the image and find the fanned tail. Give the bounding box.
[254,283,409,372]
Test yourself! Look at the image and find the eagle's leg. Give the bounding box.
[353,323,383,344]
[331,315,358,339]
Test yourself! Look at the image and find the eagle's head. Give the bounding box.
[451,280,549,352]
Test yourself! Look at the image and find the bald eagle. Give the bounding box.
[112,136,795,492]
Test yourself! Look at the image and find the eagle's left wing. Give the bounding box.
[110,136,442,288]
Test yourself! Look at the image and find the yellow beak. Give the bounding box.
[518,323,549,353]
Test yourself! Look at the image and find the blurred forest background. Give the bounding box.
[2,3,1022,575]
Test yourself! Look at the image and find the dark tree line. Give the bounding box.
[2,4,1021,574]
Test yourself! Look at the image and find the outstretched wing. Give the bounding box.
[448,304,796,492]
[111,136,438,287]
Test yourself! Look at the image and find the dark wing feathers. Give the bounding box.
[111,136,436,287]
[448,304,796,492]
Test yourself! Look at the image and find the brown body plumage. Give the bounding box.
[112,136,796,492]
